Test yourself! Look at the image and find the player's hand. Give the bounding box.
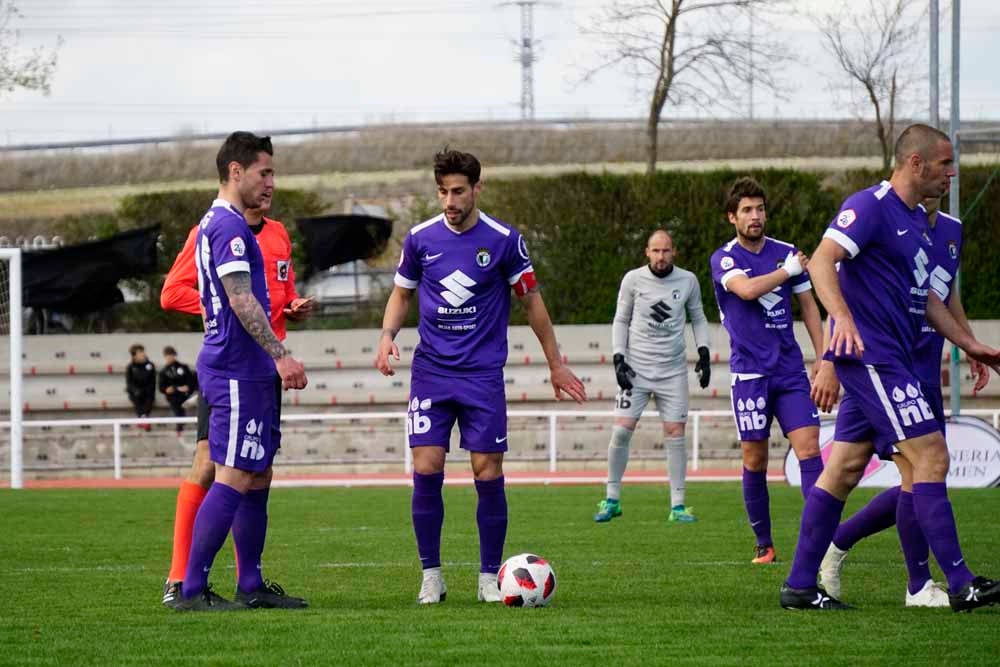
[612,353,636,391]
[276,355,307,390]
[165,386,175,395]
[781,251,806,278]
[178,385,189,393]
[694,346,711,389]
[283,297,315,322]
[810,360,840,413]
[375,334,400,376]
[964,341,1000,377]
[829,313,864,358]
[551,364,587,403]
[969,357,990,393]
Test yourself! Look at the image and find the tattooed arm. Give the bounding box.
[220,271,287,359]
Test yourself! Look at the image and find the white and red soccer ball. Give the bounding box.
[498,553,556,607]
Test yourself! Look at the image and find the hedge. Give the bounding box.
[480,166,1000,323]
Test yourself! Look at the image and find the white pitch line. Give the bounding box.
[271,475,780,488]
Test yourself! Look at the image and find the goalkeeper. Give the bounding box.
[594,230,711,524]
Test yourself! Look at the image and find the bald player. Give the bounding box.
[594,230,711,524]
[781,123,1000,612]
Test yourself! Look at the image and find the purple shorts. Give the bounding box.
[730,371,819,442]
[199,369,278,472]
[923,383,947,433]
[407,367,507,453]
[833,360,940,459]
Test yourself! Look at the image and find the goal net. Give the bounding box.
[0,248,23,489]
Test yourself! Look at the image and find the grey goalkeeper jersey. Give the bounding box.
[612,265,711,380]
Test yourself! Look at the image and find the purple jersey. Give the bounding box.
[823,181,932,368]
[195,198,274,380]
[913,210,962,385]
[394,212,532,374]
[711,237,812,375]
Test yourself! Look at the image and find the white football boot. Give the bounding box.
[417,567,447,604]
[818,544,849,599]
[477,572,502,602]
[905,579,950,608]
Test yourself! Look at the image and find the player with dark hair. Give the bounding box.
[375,148,587,604]
[710,176,826,564]
[593,229,711,524]
[781,123,1000,612]
[159,178,312,607]
[167,131,308,611]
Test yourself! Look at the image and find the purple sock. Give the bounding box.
[475,476,508,574]
[232,487,269,594]
[742,468,772,547]
[412,471,444,569]
[785,487,845,590]
[912,482,975,593]
[182,482,244,598]
[896,490,932,595]
[832,486,900,550]
[798,455,824,499]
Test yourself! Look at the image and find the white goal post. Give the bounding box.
[0,248,23,489]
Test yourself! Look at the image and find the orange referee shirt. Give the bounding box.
[161,217,300,341]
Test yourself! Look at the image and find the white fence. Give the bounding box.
[5,408,1000,484]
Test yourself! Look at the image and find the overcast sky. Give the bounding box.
[2,0,998,145]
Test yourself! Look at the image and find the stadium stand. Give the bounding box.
[3,323,998,475]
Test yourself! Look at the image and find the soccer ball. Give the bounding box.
[498,553,556,607]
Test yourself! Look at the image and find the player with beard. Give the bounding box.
[375,148,587,604]
[593,229,711,524]
[710,177,825,564]
[159,179,313,609]
[168,132,308,611]
[781,123,1000,612]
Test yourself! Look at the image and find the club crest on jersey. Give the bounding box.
[720,256,734,270]
[476,248,492,268]
[518,236,530,260]
[948,241,958,259]
[836,209,856,228]
[276,260,289,281]
[230,237,246,257]
[672,289,682,301]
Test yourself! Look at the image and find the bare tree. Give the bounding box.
[1,0,59,97]
[814,0,924,171]
[580,1,788,175]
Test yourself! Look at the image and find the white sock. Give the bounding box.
[666,436,687,508]
[606,426,633,500]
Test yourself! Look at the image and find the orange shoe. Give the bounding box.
[752,544,776,564]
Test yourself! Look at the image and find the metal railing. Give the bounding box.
[5,408,1000,482]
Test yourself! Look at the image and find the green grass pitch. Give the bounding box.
[3,482,999,665]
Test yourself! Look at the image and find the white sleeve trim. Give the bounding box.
[823,228,860,259]
[720,268,747,291]
[792,280,813,294]
[394,273,418,289]
[217,261,250,277]
[507,265,534,285]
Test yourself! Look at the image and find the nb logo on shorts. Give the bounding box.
[240,417,266,461]
[736,396,767,432]
[891,384,934,427]
[439,270,477,307]
[407,396,433,436]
